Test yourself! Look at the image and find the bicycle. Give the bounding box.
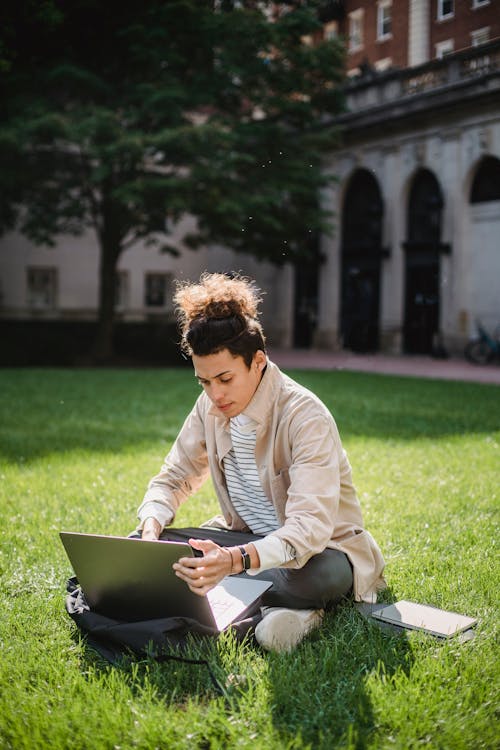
[464,320,500,365]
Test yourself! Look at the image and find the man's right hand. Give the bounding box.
[141,517,162,541]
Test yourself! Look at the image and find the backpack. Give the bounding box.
[65,577,260,694]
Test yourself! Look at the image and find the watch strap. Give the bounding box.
[238,545,251,571]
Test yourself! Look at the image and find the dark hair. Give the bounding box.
[174,273,266,368]
[185,314,266,367]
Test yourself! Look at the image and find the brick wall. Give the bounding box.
[335,0,500,73]
[339,1,409,74]
[430,0,500,58]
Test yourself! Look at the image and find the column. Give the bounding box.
[408,0,430,67]
[316,173,342,350]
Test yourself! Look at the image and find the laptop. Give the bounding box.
[60,531,273,631]
[370,600,477,638]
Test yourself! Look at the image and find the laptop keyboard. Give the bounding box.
[207,586,247,629]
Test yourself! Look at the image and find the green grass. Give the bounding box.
[0,367,498,750]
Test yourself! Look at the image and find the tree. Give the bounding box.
[0,0,345,360]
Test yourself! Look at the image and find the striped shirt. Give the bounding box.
[224,413,295,573]
[225,414,279,534]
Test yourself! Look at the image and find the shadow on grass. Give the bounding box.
[71,595,413,750]
[0,368,196,463]
[76,635,228,701]
[1,368,499,464]
[292,370,500,445]
[264,598,413,749]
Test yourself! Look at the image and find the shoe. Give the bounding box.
[254,607,324,653]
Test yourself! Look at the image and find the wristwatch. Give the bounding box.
[238,546,251,571]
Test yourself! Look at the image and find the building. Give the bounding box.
[312,0,500,355]
[1,1,499,359]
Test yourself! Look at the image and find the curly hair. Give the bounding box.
[174,273,266,366]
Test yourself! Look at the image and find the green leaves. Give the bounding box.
[0,0,346,356]
[1,0,345,256]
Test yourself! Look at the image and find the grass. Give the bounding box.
[0,366,498,750]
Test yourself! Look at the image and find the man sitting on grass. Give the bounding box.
[137,272,386,652]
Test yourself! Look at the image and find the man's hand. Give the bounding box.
[141,517,162,541]
[173,538,233,596]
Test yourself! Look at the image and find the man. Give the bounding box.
[137,273,385,652]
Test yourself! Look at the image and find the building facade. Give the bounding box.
[0,216,294,350]
[313,0,500,355]
[1,1,499,356]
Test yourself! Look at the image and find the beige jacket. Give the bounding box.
[138,360,386,602]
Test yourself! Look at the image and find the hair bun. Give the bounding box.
[174,273,262,331]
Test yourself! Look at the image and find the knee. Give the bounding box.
[307,550,353,606]
[262,549,353,610]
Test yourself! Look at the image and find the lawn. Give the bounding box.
[0,367,498,750]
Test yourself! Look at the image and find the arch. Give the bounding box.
[470,155,500,203]
[403,168,446,355]
[340,168,384,352]
[342,169,384,252]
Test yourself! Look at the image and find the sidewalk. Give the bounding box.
[267,348,500,385]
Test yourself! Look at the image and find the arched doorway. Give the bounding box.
[340,169,385,352]
[403,169,449,354]
[470,155,500,203]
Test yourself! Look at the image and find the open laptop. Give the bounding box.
[370,600,477,638]
[60,532,273,631]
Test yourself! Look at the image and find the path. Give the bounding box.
[267,349,500,385]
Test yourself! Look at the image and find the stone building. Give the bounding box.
[312,0,500,355]
[1,1,499,357]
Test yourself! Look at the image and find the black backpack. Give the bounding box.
[65,577,260,694]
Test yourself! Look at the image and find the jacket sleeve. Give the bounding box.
[270,411,342,568]
[137,396,211,529]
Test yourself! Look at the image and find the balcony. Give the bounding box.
[337,39,500,135]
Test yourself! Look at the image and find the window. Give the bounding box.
[348,9,364,52]
[374,57,393,72]
[437,0,454,20]
[27,267,57,309]
[471,27,490,46]
[115,270,129,310]
[324,21,338,41]
[435,39,454,58]
[472,0,490,8]
[144,273,172,308]
[377,1,392,41]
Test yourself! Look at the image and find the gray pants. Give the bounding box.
[150,526,353,611]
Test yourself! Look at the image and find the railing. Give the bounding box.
[460,45,500,77]
[343,38,500,113]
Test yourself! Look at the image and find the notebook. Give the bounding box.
[370,600,477,638]
[60,531,273,631]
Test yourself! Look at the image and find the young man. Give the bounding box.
[137,273,385,652]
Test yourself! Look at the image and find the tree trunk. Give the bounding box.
[92,234,122,364]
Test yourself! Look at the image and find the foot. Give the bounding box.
[254,607,324,653]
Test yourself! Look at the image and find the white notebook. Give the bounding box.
[371,600,477,638]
